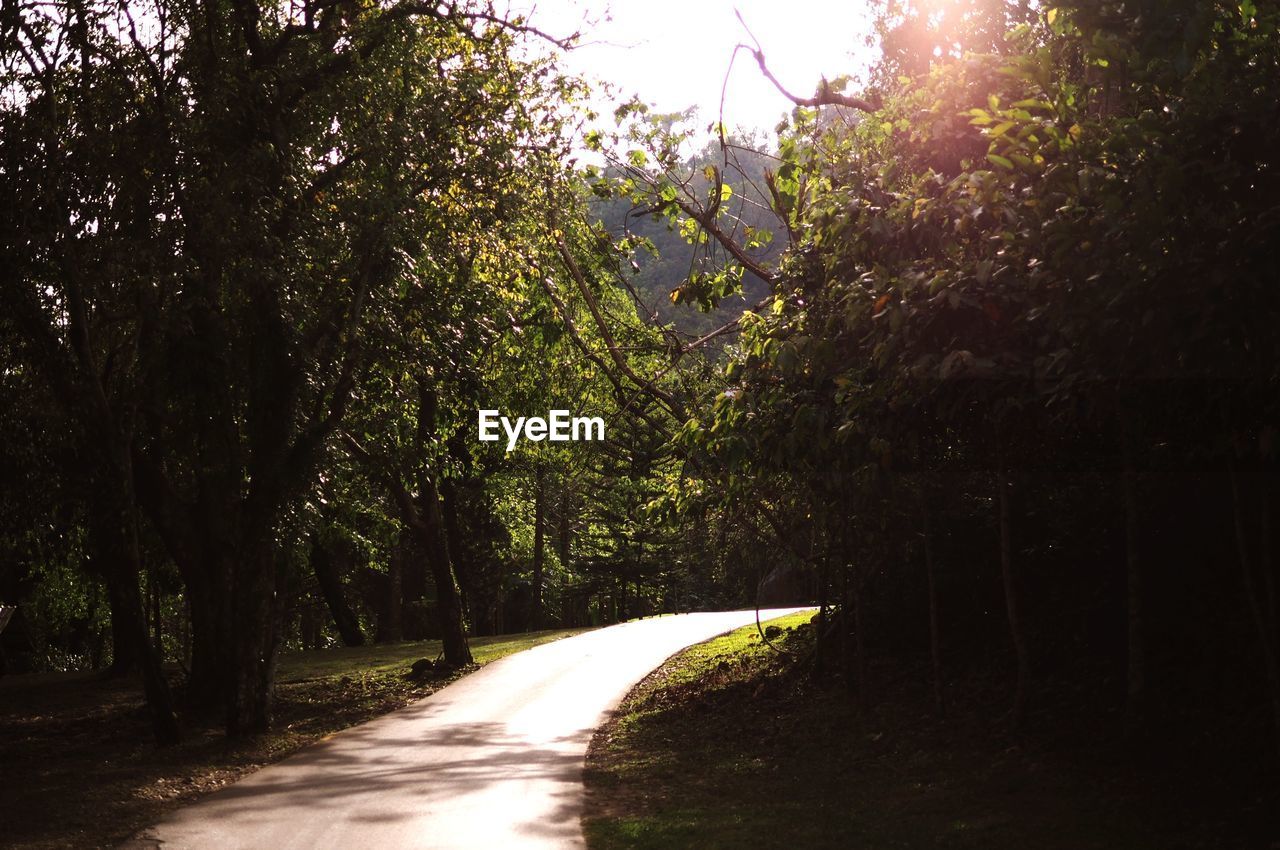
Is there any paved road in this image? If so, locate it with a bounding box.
[129,608,810,849]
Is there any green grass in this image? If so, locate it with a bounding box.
[277,628,587,681]
[582,612,1188,850]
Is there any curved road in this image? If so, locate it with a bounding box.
[130,608,809,849]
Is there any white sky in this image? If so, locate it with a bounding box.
[517,0,880,137]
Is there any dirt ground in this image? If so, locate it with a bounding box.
[0,629,586,849]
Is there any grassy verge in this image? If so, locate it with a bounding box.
[582,615,1268,850]
[0,628,588,849]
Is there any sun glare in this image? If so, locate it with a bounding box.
[521,0,878,136]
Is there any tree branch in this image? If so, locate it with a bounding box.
[734,11,877,114]
[340,431,429,535]
[552,235,685,419]
[669,195,777,283]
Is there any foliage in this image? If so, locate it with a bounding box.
[665,0,1280,761]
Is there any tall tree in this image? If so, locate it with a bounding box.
[2,0,580,733]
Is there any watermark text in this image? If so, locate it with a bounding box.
[478,409,605,452]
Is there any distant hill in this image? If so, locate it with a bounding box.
[591,140,784,341]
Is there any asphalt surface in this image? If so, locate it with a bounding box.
[129,608,810,849]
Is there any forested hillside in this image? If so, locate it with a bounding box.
[2,0,1278,843]
[590,133,779,337]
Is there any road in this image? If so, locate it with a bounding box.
[128,608,809,849]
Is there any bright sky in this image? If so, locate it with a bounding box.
[518,0,880,137]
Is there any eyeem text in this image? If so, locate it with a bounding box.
[477,409,605,452]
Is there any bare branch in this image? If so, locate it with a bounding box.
[533,269,674,438]
[552,235,685,419]
[733,10,877,113]
[670,194,776,283]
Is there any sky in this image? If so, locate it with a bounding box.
[517,0,880,137]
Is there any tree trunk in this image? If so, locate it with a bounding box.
[226,542,282,735]
[1226,447,1280,759]
[116,568,181,746]
[997,452,1030,731]
[851,564,867,706]
[89,478,181,746]
[377,535,404,643]
[558,489,572,573]
[105,573,140,676]
[171,530,279,737]
[922,492,945,716]
[310,537,365,647]
[532,466,545,631]
[439,478,472,627]
[839,559,852,694]
[1121,420,1145,735]
[1263,470,1276,652]
[815,554,829,677]
[417,478,473,667]
[150,568,163,658]
[183,568,228,707]
[87,583,106,671]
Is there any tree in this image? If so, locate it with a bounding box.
[2,0,583,733]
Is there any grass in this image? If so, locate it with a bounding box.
[276,628,583,681]
[0,627,588,849]
[582,615,1269,850]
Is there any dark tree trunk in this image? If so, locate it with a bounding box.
[184,570,227,706]
[851,564,867,706]
[226,543,283,735]
[1121,421,1145,735]
[922,492,944,717]
[532,466,545,631]
[150,569,163,657]
[118,578,180,744]
[167,530,281,737]
[377,535,405,643]
[440,477,471,624]
[997,454,1030,731]
[414,384,472,666]
[310,537,365,647]
[180,595,191,670]
[87,584,105,671]
[558,489,572,574]
[105,573,140,676]
[92,494,181,746]
[815,554,829,676]
[839,559,852,694]
[1263,471,1276,655]
[416,478,473,667]
[1227,447,1280,758]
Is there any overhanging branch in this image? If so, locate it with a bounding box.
[734,10,878,114]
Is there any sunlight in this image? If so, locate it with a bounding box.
[519,0,878,134]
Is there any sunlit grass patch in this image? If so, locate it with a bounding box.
[276,628,588,682]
